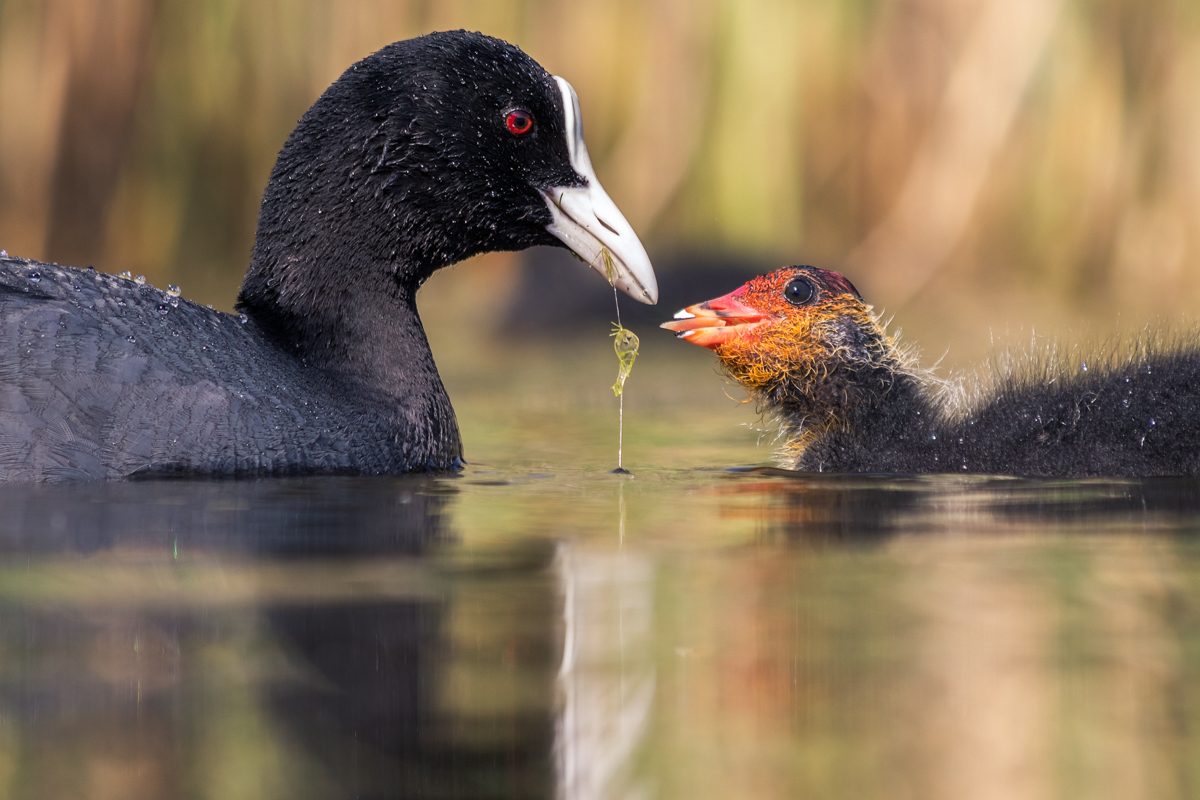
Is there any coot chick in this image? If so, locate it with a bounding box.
[663,267,1200,477]
[0,31,657,481]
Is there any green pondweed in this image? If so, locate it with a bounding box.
[600,246,618,286]
[599,245,639,473]
[611,324,639,398]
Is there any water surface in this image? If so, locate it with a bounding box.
[1,335,1199,799]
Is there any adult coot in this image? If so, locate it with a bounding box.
[0,31,657,481]
[663,267,1200,477]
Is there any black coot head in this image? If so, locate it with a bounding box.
[243,30,656,318]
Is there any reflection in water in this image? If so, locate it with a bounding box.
[556,546,655,800]
[0,477,455,555]
[728,469,1200,542]
[697,471,1200,800]
[0,471,1199,798]
[0,477,563,799]
[894,534,1054,800]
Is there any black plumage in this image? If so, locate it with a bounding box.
[0,31,656,481]
[664,266,1200,478]
[796,338,1200,477]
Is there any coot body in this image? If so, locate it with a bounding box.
[664,267,1200,478]
[0,258,447,479]
[0,31,657,481]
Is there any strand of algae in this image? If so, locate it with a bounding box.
[601,247,639,473]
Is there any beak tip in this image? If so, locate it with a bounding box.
[614,267,657,305]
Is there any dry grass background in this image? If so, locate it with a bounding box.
[2,7,1199,796]
[1,0,1199,367]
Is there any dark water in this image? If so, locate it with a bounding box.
[2,466,1200,799]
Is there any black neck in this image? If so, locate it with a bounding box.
[238,252,460,463]
[239,251,442,383]
[776,362,933,442]
[777,362,940,473]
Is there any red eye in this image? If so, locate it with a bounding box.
[505,109,534,135]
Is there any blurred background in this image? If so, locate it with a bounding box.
[4,6,1200,798]
[1,0,1199,368]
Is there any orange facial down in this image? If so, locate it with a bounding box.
[662,267,892,406]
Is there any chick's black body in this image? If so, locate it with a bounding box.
[794,344,1200,478]
[0,31,599,481]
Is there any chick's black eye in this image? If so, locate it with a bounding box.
[505,109,534,135]
[784,278,815,306]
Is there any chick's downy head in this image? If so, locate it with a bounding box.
[662,267,885,407]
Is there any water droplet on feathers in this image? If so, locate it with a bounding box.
[119,271,132,279]
[167,285,180,297]
[27,271,40,282]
